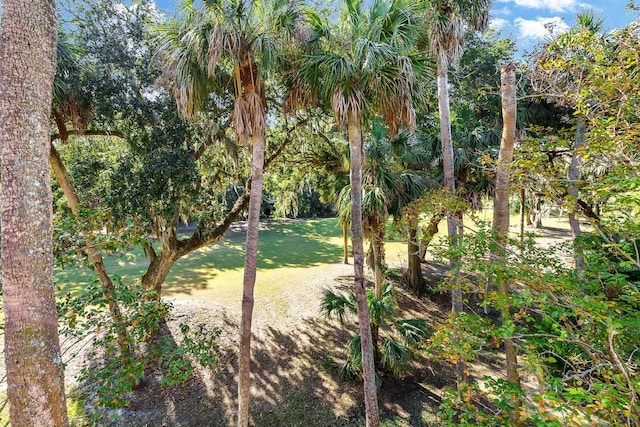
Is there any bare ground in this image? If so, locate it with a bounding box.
[1,218,576,426]
[70,262,457,426]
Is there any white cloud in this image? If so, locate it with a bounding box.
[503,0,579,13]
[514,16,569,40]
[490,18,509,31]
[495,6,513,16]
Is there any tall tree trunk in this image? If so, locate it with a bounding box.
[568,117,585,271]
[237,125,266,427]
[373,231,384,299]
[50,145,130,357]
[437,63,462,313]
[342,222,349,264]
[405,217,425,295]
[348,111,380,427]
[520,188,526,252]
[0,1,69,425]
[492,63,522,421]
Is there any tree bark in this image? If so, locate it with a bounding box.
[419,212,443,261]
[237,124,266,426]
[348,111,380,427]
[520,188,526,251]
[534,194,543,228]
[405,217,425,295]
[0,1,69,425]
[372,231,384,299]
[437,62,462,314]
[492,62,522,421]
[568,117,585,271]
[140,246,181,298]
[50,145,130,357]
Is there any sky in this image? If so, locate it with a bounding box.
[489,0,639,53]
[154,0,639,54]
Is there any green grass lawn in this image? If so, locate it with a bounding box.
[54,211,575,303]
[55,218,406,300]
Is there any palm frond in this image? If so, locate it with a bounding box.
[379,337,410,376]
[394,318,432,346]
[334,185,352,227]
[366,284,396,325]
[321,288,357,324]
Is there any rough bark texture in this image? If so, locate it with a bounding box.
[50,145,130,356]
[0,1,70,425]
[404,218,425,295]
[348,112,380,427]
[437,63,462,313]
[568,118,585,270]
[492,63,522,419]
[237,118,266,426]
[419,213,443,261]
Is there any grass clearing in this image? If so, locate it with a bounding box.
[54,218,409,302]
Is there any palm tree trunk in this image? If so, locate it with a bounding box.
[237,127,266,427]
[0,1,69,425]
[50,145,131,357]
[437,63,462,313]
[348,111,380,427]
[568,117,585,271]
[493,63,522,422]
[373,232,384,299]
[342,222,349,264]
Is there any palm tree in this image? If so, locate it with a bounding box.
[0,0,69,425]
[156,1,306,425]
[362,124,428,297]
[425,0,492,313]
[290,1,430,424]
[492,62,522,420]
[322,284,431,381]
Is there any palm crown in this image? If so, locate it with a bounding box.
[289,0,431,138]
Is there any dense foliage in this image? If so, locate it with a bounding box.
[3,0,640,425]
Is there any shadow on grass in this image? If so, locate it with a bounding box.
[79,291,449,427]
[56,219,345,297]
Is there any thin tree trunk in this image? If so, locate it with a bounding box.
[520,188,525,252]
[405,217,425,295]
[534,194,543,228]
[0,1,69,425]
[50,145,130,357]
[348,111,380,427]
[342,222,349,264]
[568,117,585,271]
[373,232,384,299]
[237,125,266,427]
[492,63,522,422]
[437,63,462,314]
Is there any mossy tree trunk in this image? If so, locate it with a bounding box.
[0,1,69,424]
